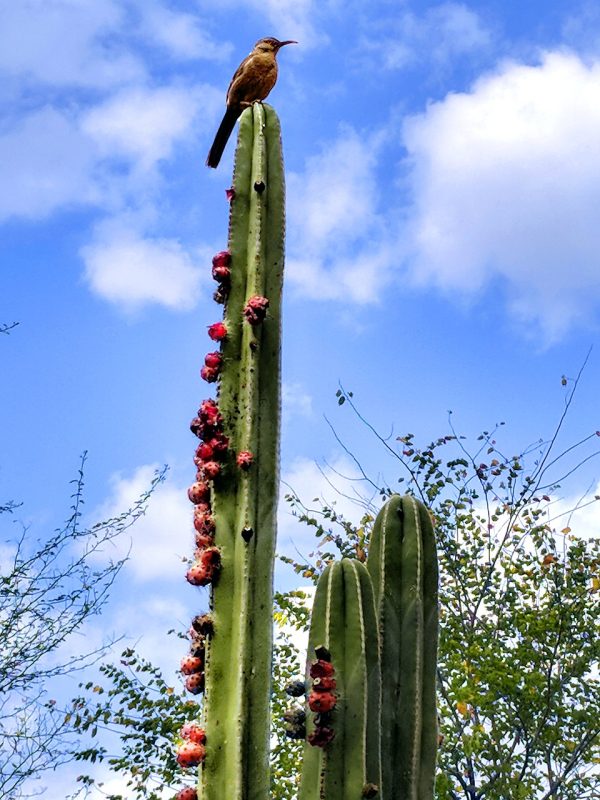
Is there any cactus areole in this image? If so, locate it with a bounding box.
[189,103,286,800]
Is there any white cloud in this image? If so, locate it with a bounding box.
[277,455,372,566]
[372,2,493,71]
[0,0,145,88]
[88,464,193,582]
[0,107,99,222]
[282,382,313,420]
[212,0,323,46]
[138,3,228,61]
[401,50,600,340]
[286,128,390,302]
[82,220,202,311]
[81,85,207,169]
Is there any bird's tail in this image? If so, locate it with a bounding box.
[206,107,241,168]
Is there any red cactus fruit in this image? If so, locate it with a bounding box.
[175,789,197,800]
[195,442,214,462]
[212,264,231,282]
[312,676,337,692]
[198,399,221,425]
[308,726,335,748]
[187,483,211,505]
[188,634,205,658]
[180,722,207,744]
[243,294,269,325]
[175,786,198,800]
[236,450,254,470]
[194,532,214,551]
[185,562,213,587]
[208,433,229,456]
[225,187,235,202]
[204,351,222,369]
[309,659,335,679]
[201,546,221,568]
[191,478,211,501]
[208,321,228,341]
[175,788,198,800]
[202,461,221,480]
[200,365,219,383]
[184,672,205,695]
[185,548,221,587]
[189,417,204,438]
[308,691,337,713]
[212,250,231,268]
[180,654,203,675]
[176,740,206,767]
[190,614,214,636]
[193,507,215,534]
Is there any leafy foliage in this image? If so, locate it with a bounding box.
[279,383,600,799]
[0,454,165,799]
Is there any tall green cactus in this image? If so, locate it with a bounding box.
[299,495,439,800]
[182,102,285,800]
[299,559,382,800]
[366,494,439,799]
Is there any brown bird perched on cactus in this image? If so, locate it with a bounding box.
[206,37,296,169]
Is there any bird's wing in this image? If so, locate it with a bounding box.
[226,54,253,106]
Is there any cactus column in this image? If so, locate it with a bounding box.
[366,495,439,800]
[299,559,382,800]
[196,103,285,800]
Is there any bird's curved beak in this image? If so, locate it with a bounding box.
[277,40,297,48]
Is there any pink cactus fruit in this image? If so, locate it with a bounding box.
[185,547,221,586]
[194,532,214,551]
[198,399,221,425]
[236,450,254,470]
[195,442,215,462]
[187,481,211,505]
[212,250,231,269]
[204,351,223,369]
[180,654,203,675]
[180,722,207,744]
[193,507,216,536]
[208,433,229,456]
[243,294,269,325]
[176,740,206,767]
[201,461,221,481]
[200,365,219,383]
[184,672,205,695]
[207,321,228,341]
[175,788,198,800]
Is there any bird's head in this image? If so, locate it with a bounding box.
[254,37,297,54]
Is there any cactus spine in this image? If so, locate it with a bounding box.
[299,559,382,800]
[188,103,285,800]
[366,495,439,799]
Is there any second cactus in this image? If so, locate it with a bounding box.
[300,495,439,800]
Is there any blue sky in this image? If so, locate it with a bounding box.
[3,0,600,795]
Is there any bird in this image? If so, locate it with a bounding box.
[206,37,296,169]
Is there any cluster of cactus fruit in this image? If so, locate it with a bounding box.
[174,103,439,800]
